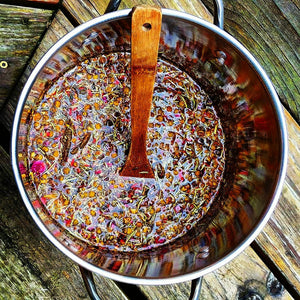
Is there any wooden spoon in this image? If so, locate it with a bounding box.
[120,6,162,178]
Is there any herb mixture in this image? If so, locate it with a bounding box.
[26,52,225,251]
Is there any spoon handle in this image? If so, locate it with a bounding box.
[120,6,162,178]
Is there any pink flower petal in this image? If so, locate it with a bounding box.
[19,162,27,174]
[31,160,46,175]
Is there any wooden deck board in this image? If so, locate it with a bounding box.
[139,248,294,299]
[0,9,74,131]
[255,111,300,294]
[62,0,213,23]
[221,0,300,123]
[0,4,54,108]
[0,144,128,299]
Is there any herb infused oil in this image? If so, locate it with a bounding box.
[25,52,226,252]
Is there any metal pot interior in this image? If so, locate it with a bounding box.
[13,9,286,284]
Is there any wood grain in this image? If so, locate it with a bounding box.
[29,9,74,66]
[255,110,300,294]
[139,248,293,299]
[0,9,74,131]
[220,0,300,123]
[0,4,53,108]
[62,0,213,24]
[0,145,128,300]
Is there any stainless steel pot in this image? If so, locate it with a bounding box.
[11,0,287,299]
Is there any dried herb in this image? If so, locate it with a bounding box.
[26,53,226,252]
[60,120,72,164]
[79,132,91,149]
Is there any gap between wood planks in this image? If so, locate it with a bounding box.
[251,240,300,299]
[60,2,80,27]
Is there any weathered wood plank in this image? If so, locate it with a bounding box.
[0,9,74,132]
[30,9,74,66]
[139,248,293,299]
[62,0,213,24]
[255,110,300,293]
[0,4,54,109]
[220,0,300,123]
[0,145,128,300]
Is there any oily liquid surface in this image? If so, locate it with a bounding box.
[27,53,225,251]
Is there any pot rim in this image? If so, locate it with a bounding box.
[11,8,288,285]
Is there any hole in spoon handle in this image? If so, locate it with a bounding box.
[142,22,152,31]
